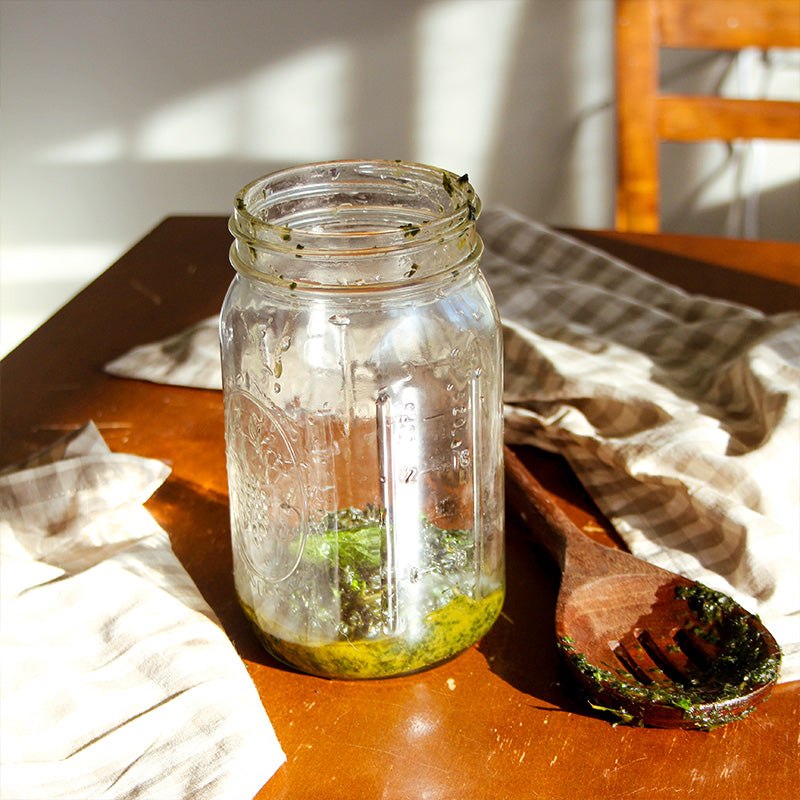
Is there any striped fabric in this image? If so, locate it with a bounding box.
[0,423,284,799]
[103,207,800,682]
[479,208,800,682]
[107,315,223,390]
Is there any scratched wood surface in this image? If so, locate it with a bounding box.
[2,218,798,799]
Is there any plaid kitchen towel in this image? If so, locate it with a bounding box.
[0,423,285,800]
[480,208,800,681]
[105,207,800,682]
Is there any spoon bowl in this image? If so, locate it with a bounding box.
[504,446,782,729]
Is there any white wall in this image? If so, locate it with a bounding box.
[1,0,798,356]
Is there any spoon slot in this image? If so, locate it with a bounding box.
[635,629,692,685]
[610,640,657,685]
[674,626,716,672]
[610,629,690,687]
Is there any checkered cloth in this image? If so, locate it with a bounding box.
[0,423,284,800]
[105,207,800,682]
[480,208,800,682]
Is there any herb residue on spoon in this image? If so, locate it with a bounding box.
[558,583,781,730]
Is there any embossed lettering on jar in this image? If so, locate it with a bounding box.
[220,160,505,678]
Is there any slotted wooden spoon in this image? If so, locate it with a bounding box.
[504,446,781,729]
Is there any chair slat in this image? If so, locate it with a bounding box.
[659,96,800,141]
[659,0,800,50]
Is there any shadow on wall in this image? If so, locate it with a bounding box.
[657,48,800,242]
[0,0,614,258]
[662,143,800,242]
[1,0,796,357]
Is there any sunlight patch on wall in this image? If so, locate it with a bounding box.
[38,42,353,166]
[689,48,800,236]
[135,42,352,163]
[0,242,122,358]
[243,42,352,161]
[567,0,613,226]
[40,128,125,164]
[136,85,239,160]
[413,0,527,192]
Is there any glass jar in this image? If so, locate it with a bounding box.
[220,160,504,678]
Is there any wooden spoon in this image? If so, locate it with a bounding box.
[504,445,782,729]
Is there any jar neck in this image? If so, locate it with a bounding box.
[228,160,482,292]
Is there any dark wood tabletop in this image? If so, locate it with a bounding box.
[2,217,798,799]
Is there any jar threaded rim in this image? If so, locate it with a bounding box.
[229,159,482,291]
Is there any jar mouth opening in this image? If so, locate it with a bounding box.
[228,160,481,290]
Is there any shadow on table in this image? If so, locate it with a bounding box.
[152,472,599,715]
[477,517,586,714]
[147,476,278,665]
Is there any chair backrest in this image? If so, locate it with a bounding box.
[614,0,800,233]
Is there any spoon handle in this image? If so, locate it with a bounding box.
[504,445,600,570]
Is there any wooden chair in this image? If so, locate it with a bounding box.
[614,0,800,233]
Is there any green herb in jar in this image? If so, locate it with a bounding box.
[239,506,503,678]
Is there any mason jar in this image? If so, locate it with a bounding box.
[220,160,504,678]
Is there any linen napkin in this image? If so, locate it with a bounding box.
[0,422,284,800]
[105,207,800,683]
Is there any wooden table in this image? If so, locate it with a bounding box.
[2,219,798,799]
